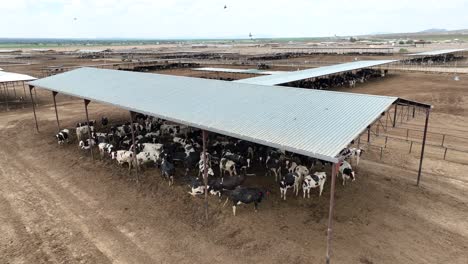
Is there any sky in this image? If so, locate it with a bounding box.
[1,0,468,39]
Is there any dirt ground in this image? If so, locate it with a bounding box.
[1,56,468,264]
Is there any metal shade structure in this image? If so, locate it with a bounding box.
[0,71,37,111]
[29,67,398,163]
[235,60,396,86]
[407,49,466,56]
[192,67,287,75]
[0,71,37,83]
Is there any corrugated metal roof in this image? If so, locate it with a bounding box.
[235,60,397,86]
[193,67,286,75]
[29,67,397,162]
[0,71,37,83]
[407,49,466,56]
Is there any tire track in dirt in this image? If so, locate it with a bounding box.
[0,147,161,264]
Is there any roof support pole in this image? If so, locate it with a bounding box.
[0,84,3,108]
[129,111,139,184]
[385,112,389,131]
[412,106,416,118]
[3,83,9,111]
[202,130,209,220]
[2,84,10,111]
[52,91,60,132]
[83,99,94,161]
[392,103,398,127]
[326,162,338,264]
[21,81,26,108]
[11,82,17,98]
[28,85,39,133]
[34,86,38,106]
[367,126,371,143]
[417,108,430,186]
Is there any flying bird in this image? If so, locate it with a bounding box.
[224,5,227,9]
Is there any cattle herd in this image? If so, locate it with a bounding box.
[401,54,464,65]
[284,69,388,90]
[55,114,362,216]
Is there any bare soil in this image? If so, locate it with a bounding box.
[1,58,468,263]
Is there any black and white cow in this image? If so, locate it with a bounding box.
[279,172,300,200]
[92,132,108,144]
[220,158,237,176]
[98,143,113,157]
[111,150,134,171]
[266,156,281,181]
[302,172,327,198]
[223,151,250,173]
[339,161,355,186]
[79,138,96,150]
[228,187,268,216]
[55,129,70,144]
[339,147,364,166]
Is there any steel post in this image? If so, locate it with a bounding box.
[202,130,209,220]
[367,126,371,143]
[417,109,430,186]
[3,83,9,111]
[29,85,39,132]
[52,91,60,132]
[325,162,338,264]
[22,81,27,108]
[129,111,139,183]
[84,99,94,161]
[393,104,398,127]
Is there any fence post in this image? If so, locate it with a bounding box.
[441,134,446,147]
[409,141,413,153]
[443,148,448,160]
[406,129,409,141]
[380,147,383,160]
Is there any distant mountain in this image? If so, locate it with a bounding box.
[418,28,448,33]
[360,28,468,40]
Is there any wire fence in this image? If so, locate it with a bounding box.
[358,128,468,165]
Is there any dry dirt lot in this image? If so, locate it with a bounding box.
[1,67,468,263]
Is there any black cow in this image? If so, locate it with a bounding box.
[101,117,109,126]
[208,173,246,197]
[228,187,269,216]
[161,154,175,186]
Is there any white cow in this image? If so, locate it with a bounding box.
[141,143,164,152]
[76,125,94,142]
[302,172,327,198]
[293,165,309,196]
[111,150,134,170]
